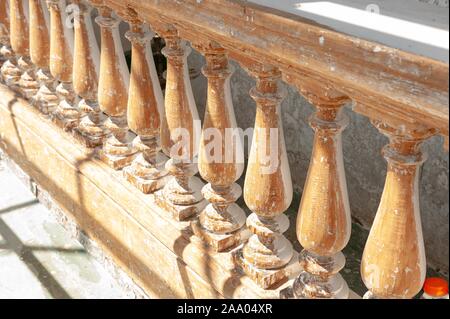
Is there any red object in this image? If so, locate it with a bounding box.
[423,277,449,297]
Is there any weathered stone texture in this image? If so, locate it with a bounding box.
[188,49,449,275]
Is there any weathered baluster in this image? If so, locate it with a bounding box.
[15,0,40,98]
[10,0,38,95]
[154,26,205,221]
[122,11,169,192]
[191,41,247,252]
[288,78,351,299]
[73,0,107,148]
[0,0,11,68]
[238,64,294,289]
[48,0,79,129]
[93,2,136,169]
[361,122,436,299]
[29,0,58,113]
[1,0,21,89]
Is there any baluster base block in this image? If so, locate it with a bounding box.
[123,152,170,194]
[40,103,59,118]
[52,113,80,132]
[73,126,107,149]
[233,248,302,289]
[290,271,349,299]
[98,149,138,171]
[20,87,39,102]
[280,281,357,299]
[35,78,58,115]
[98,119,139,170]
[18,71,39,101]
[3,81,21,93]
[72,115,109,148]
[281,250,350,299]
[191,219,252,252]
[36,89,59,117]
[154,176,207,221]
[1,59,21,92]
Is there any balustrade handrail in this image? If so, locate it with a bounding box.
[105,0,449,144]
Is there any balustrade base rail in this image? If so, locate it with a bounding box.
[1,84,364,298]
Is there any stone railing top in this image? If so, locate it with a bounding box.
[99,0,448,141]
[249,0,449,63]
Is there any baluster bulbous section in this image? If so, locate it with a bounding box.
[9,0,38,96]
[72,0,107,148]
[154,26,205,221]
[94,3,136,169]
[47,0,78,128]
[123,11,169,192]
[29,0,57,113]
[361,122,436,299]
[18,2,39,99]
[191,42,247,252]
[0,0,18,88]
[287,79,352,299]
[238,65,295,289]
[0,0,11,69]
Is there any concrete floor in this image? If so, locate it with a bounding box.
[0,161,131,299]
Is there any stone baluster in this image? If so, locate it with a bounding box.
[10,0,38,95]
[190,41,247,252]
[122,10,169,192]
[238,64,295,289]
[73,0,107,148]
[154,26,205,221]
[1,14,17,90]
[0,0,8,43]
[93,2,136,169]
[0,0,11,68]
[29,0,58,113]
[287,77,352,299]
[16,0,41,98]
[0,0,17,88]
[48,0,79,129]
[361,121,436,299]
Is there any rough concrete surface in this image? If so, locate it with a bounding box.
[0,159,134,299]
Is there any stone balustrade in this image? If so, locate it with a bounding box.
[0,0,448,299]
